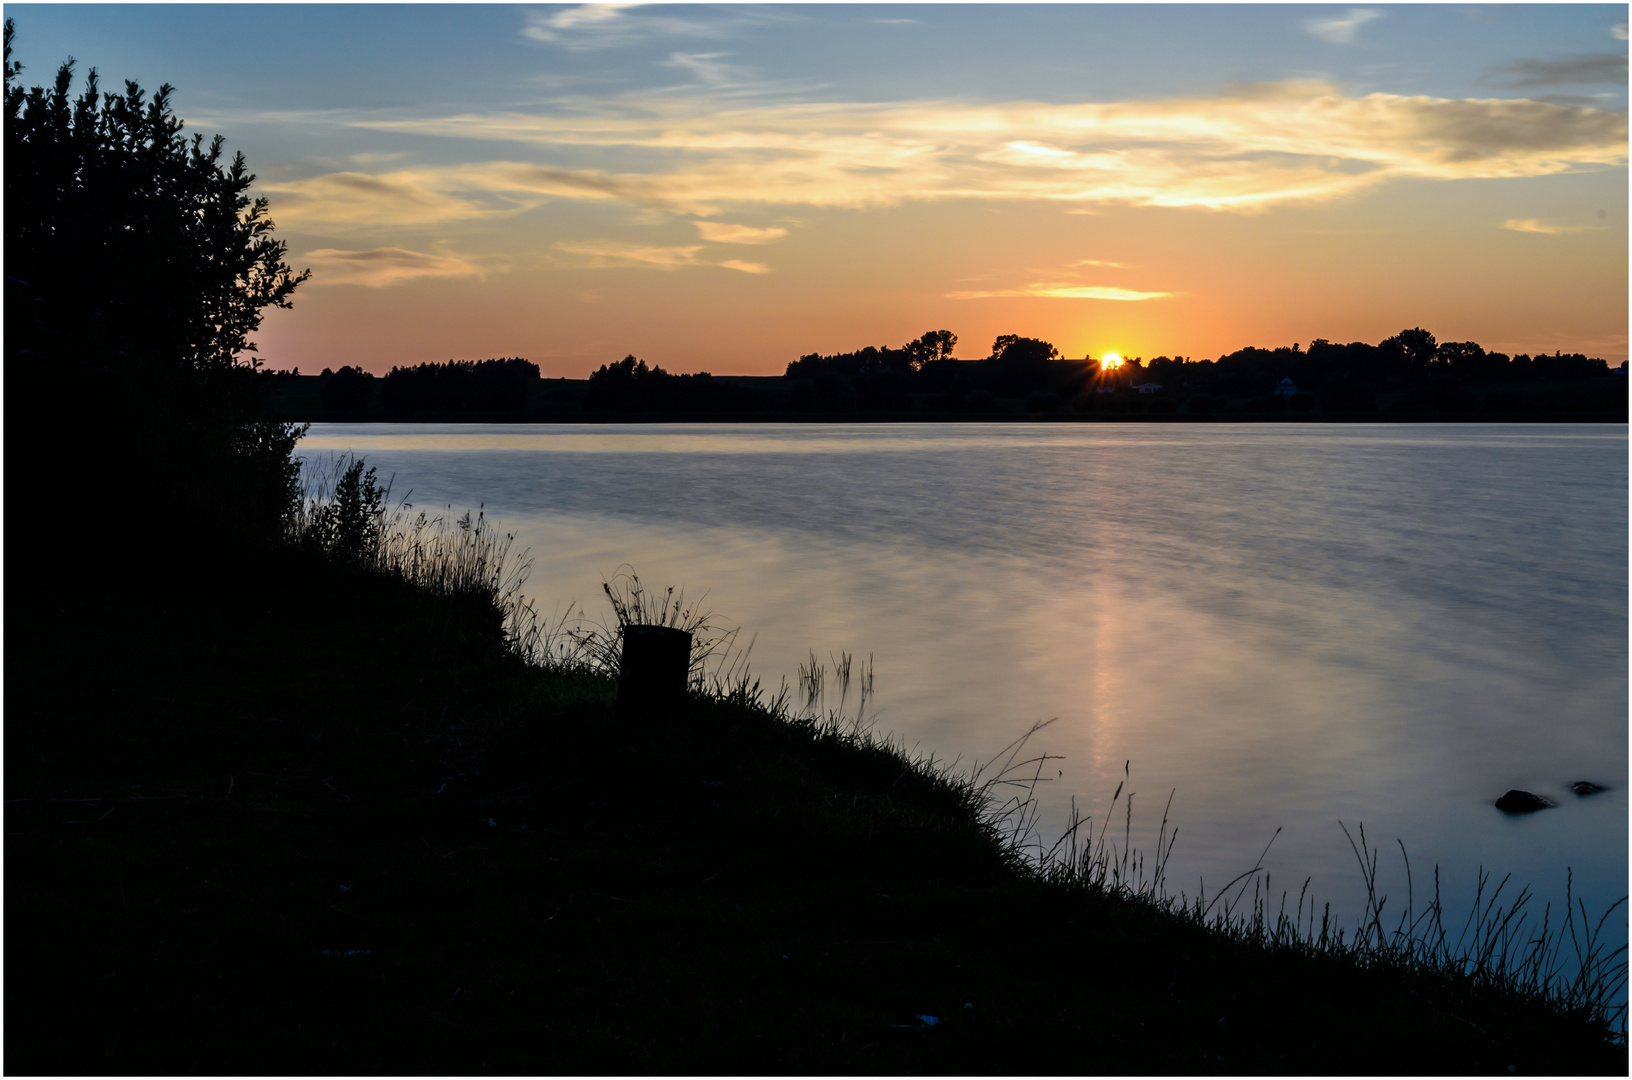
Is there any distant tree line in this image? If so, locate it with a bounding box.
[1123,329,1619,415]
[280,326,1624,422]
[315,357,541,415]
[584,355,757,413]
[1154,328,1614,398]
[769,325,1622,418]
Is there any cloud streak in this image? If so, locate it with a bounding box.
[302,247,481,287]
[258,169,546,228]
[554,240,771,273]
[694,221,789,244]
[1501,218,1602,234]
[555,240,704,268]
[521,5,659,49]
[520,5,789,51]
[266,82,1626,229]
[662,51,756,86]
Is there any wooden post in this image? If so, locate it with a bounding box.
[616,624,693,719]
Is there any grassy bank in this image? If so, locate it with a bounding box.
[6,501,1626,1073]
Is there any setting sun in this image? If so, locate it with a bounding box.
[1101,353,1125,370]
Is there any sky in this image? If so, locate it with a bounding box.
[8,3,1628,375]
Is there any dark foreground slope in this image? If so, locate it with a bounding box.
[6,561,1625,1075]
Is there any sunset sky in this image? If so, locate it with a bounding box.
[11,4,1628,375]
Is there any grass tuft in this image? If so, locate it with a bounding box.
[1020,760,1629,1041]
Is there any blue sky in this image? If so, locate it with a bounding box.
[15,5,1627,111]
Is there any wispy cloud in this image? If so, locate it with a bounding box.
[302,247,481,287]
[521,5,647,48]
[946,283,1172,301]
[694,221,788,244]
[1501,218,1602,234]
[1489,54,1629,87]
[555,240,704,268]
[520,5,788,51]
[553,240,769,273]
[347,151,405,166]
[662,52,755,86]
[1612,22,1629,40]
[264,81,1626,229]
[258,169,543,228]
[1071,258,1125,269]
[1304,9,1381,45]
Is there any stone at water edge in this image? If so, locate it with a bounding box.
[1494,789,1553,813]
[1570,780,1607,796]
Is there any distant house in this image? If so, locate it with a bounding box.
[1135,382,1162,394]
[1273,377,1298,397]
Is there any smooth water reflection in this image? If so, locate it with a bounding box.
[300,423,1628,932]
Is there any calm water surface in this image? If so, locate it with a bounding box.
[301,423,1628,931]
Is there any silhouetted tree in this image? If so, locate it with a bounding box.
[781,330,959,412]
[583,354,742,413]
[1380,327,1437,373]
[904,329,958,370]
[982,334,1064,395]
[381,357,539,415]
[319,365,375,411]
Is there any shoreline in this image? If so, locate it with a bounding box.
[8,545,1625,1073]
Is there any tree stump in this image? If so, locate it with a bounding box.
[616,624,693,720]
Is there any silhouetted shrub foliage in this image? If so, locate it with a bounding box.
[4,19,309,575]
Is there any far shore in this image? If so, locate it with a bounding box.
[273,370,1629,425]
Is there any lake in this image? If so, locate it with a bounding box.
[298,422,1628,936]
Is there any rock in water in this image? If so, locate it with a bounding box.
[1570,780,1607,796]
[1495,789,1553,813]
